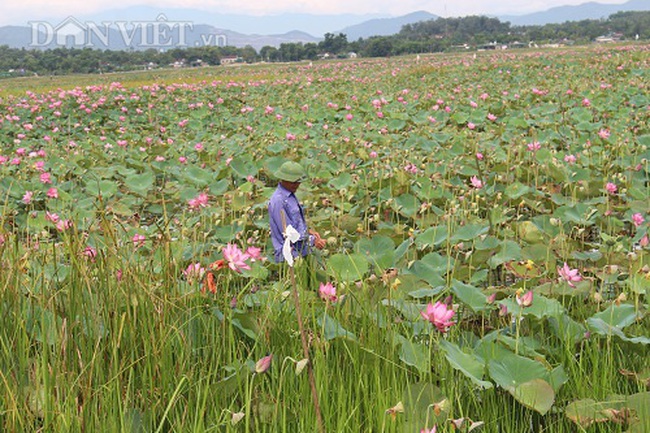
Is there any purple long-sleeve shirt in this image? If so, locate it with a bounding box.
[268,183,312,262]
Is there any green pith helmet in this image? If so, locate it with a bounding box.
[275,161,308,182]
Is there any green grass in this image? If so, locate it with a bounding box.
[1,232,647,431]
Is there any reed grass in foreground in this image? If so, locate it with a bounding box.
[0,230,648,432]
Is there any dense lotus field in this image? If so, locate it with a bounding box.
[0,45,649,432]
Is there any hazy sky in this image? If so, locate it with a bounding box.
[1,0,632,25]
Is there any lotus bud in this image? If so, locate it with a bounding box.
[231,412,245,425]
[386,401,404,419]
[450,418,466,429]
[255,354,272,374]
[295,358,309,375]
[432,398,450,416]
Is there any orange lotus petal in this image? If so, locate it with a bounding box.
[210,259,226,270]
[202,272,217,294]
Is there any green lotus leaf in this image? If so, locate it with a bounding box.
[394,334,429,373]
[415,225,449,249]
[354,235,395,269]
[327,253,369,282]
[393,193,421,218]
[124,171,155,196]
[184,166,213,187]
[450,223,490,242]
[487,240,523,268]
[451,280,491,313]
[317,312,356,341]
[512,379,555,415]
[439,340,493,389]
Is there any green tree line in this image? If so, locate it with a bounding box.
[1,11,648,77]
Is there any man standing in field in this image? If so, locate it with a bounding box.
[268,161,325,263]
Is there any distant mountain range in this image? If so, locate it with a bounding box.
[69,6,385,38]
[0,0,648,50]
[0,22,320,51]
[338,11,438,41]
[500,0,649,25]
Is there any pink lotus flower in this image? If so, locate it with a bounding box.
[83,246,97,261]
[223,243,251,273]
[245,246,263,262]
[632,213,645,227]
[188,192,209,210]
[467,122,476,130]
[318,282,338,303]
[516,290,534,308]
[420,301,455,332]
[605,182,617,194]
[132,233,146,248]
[598,129,610,140]
[56,219,72,232]
[421,427,437,433]
[558,262,582,287]
[404,163,419,174]
[470,176,483,189]
[45,211,60,223]
[40,172,52,184]
[183,262,205,284]
[47,188,58,199]
[564,154,577,164]
[22,191,34,204]
[476,152,484,160]
[527,141,541,152]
